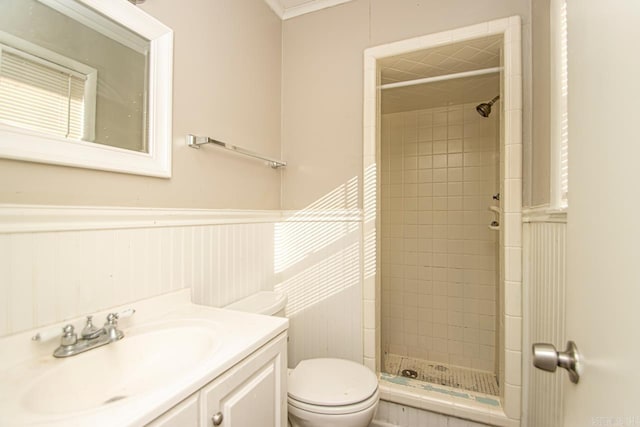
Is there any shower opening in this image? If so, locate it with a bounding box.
[378,34,504,400]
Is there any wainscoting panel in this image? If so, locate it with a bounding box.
[275,218,363,367]
[0,205,364,374]
[189,223,276,308]
[523,217,566,427]
[0,219,277,337]
[372,400,492,427]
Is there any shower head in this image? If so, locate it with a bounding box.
[476,95,500,117]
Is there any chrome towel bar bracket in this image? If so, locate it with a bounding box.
[187,134,287,169]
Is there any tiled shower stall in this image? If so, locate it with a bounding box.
[380,101,501,392]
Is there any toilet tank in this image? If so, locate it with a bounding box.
[224,291,287,317]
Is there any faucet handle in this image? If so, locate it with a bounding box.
[32,326,64,342]
[104,313,124,341]
[118,308,136,319]
[105,312,119,326]
[104,309,136,326]
[61,324,77,346]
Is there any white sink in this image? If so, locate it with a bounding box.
[0,291,288,427]
[20,319,219,415]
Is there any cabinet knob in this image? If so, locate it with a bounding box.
[212,412,224,426]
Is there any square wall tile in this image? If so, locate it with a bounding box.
[505,247,522,282]
[505,281,522,316]
[380,103,500,369]
[505,315,522,351]
[505,349,522,386]
[504,383,522,420]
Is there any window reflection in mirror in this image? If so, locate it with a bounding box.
[0,0,150,153]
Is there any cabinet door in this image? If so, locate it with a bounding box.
[146,393,199,427]
[202,333,287,427]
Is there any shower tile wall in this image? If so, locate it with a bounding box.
[380,102,499,373]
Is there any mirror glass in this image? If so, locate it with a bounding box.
[0,0,149,152]
[0,0,172,177]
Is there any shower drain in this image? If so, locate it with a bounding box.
[401,369,418,379]
[385,353,500,395]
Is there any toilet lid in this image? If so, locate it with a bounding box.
[287,358,378,407]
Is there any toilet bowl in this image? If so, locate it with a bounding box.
[224,292,379,427]
[287,358,379,427]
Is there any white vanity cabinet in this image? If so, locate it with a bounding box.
[147,394,199,427]
[202,332,287,427]
[147,332,287,427]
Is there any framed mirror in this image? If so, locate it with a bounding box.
[0,0,173,177]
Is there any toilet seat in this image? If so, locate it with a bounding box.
[287,358,378,415]
[288,388,379,416]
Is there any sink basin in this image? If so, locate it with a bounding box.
[20,320,219,415]
[0,291,289,427]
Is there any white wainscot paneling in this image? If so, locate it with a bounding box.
[0,209,278,337]
[523,219,566,427]
[0,203,364,366]
[372,400,493,427]
[275,217,363,367]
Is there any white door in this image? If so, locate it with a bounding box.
[564,1,640,425]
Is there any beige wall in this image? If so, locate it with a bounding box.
[530,0,551,207]
[0,0,538,210]
[281,0,531,210]
[0,0,282,209]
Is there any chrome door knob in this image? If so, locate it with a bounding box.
[212,412,223,426]
[532,340,581,384]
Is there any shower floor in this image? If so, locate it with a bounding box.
[383,353,499,396]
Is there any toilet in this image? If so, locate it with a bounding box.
[224,291,379,427]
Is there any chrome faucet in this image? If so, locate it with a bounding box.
[52,311,132,358]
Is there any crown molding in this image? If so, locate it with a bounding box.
[264,0,353,20]
[263,0,285,19]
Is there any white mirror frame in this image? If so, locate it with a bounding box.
[0,0,173,178]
